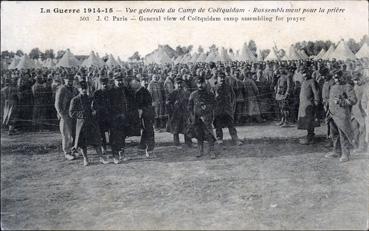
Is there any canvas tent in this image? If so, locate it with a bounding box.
[144,46,173,64]
[196,52,208,62]
[16,54,36,69]
[264,50,280,61]
[95,53,105,66]
[56,49,81,67]
[321,44,335,60]
[8,57,21,69]
[189,53,200,63]
[326,40,356,60]
[81,51,104,67]
[313,48,326,60]
[219,48,232,62]
[239,43,257,62]
[298,50,309,60]
[105,54,120,68]
[256,49,264,62]
[356,43,369,58]
[205,50,220,63]
[288,45,302,60]
[43,58,56,68]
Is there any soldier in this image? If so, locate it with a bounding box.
[351,72,368,153]
[109,73,129,164]
[55,73,79,160]
[92,77,111,155]
[322,69,335,146]
[297,66,320,145]
[275,67,291,127]
[166,77,192,147]
[32,73,48,131]
[213,71,242,145]
[1,77,19,135]
[187,76,216,158]
[69,78,109,166]
[148,74,166,131]
[132,77,155,156]
[325,71,357,162]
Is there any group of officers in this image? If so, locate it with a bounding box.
[2,58,368,165]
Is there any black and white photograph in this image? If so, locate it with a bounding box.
[1,0,368,229]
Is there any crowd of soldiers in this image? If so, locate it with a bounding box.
[1,57,368,165]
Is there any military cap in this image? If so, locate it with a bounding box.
[113,72,123,80]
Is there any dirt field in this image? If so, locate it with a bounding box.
[1,123,368,230]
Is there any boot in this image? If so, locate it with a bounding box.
[339,153,349,162]
[83,157,89,166]
[99,157,109,164]
[325,152,339,158]
[196,142,204,158]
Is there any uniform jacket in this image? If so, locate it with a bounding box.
[351,82,368,127]
[166,88,191,134]
[92,88,112,131]
[297,78,320,130]
[328,83,357,144]
[275,74,291,101]
[55,85,78,117]
[69,94,101,148]
[213,82,235,118]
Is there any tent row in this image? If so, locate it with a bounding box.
[3,40,369,69]
[6,49,128,70]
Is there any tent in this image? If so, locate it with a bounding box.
[34,59,43,69]
[239,43,257,62]
[81,51,104,67]
[105,54,120,68]
[117,56,125,66]
[173,55,183,64]
[43,58,56,68]
[196,52,207,62]
[281,54,289,61]
[356,43,369,59]
[205,51,220,63]
[8,57,21,69]
[181,53,193,64]
[321,44,335,60]
[313,48,326,60]
[264,49,280,61]
[95,53,105,66]
[327,39,356,60]
[56,49,81,67]
[288,45,302,60]
[219,48,232,62]
[16,54,36,69]
[144,46,173,64]
[298,50,309,60]
[256,49,264,62]
[189,53,200,63]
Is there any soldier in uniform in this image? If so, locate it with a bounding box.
[351,72,368,153]
[148,74,166,131]
[1,77,19,135]
[166,77,192,147]
[109,73,130,164]
[325,71,357,162]
[187,76,216,158]
[69,78,109,166]
[92,77,111,155]
[275,67,291,127]
[132,77,155,156]
[213,71,242,145]
[297,66,320,145]
[55,73,79,160]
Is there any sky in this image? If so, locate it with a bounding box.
[1,1,368,60]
